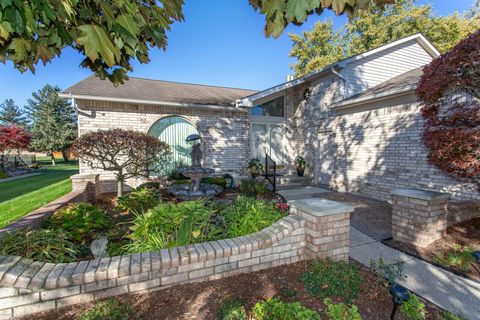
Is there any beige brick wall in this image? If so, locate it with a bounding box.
[0,198,353,318]
[76,100,250,193]
[286,75,480,202]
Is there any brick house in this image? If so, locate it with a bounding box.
[60,33,479,201]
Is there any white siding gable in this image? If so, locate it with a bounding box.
[341,39,434,97]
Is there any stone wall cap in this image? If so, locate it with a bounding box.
[288,198,354,216]
[391,188,451,201]
[71,174,99,179]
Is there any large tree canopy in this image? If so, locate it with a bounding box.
[0,0,184,84]
[289,0,480,77]
[0,98,26,127]
[417,31,480,189]
[25,85,77,165]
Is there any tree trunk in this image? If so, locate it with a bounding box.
[50,152,56,166]
[117,180,123,197]
[61,150,69,162]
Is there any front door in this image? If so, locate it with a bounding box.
[250,123,285,167]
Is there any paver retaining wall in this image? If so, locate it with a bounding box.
[0,198,353,318]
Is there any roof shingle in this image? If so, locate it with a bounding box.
[63,76,258,106]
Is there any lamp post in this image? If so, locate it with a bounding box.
[389,284,410,320]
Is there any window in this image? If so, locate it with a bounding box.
[250,96,284,117]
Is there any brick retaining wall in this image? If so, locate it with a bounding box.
[0,198,353,318]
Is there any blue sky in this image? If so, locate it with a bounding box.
[0,0,476,107]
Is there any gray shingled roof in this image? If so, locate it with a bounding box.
[338,67,423,105]
[63,76,258,106]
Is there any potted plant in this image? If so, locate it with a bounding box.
[247,158,263,179]
[295,156,308,177]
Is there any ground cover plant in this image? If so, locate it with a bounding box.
[0,159,78,228]
[19,261,454,320]
[432,244,475,274]
[77,299,135,320]
[301,259,362,303]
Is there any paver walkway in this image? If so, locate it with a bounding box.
[281,186,480,320]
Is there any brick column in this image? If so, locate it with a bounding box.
[391,189,450,248]
[288,198,353,261]
[71,174,100,202]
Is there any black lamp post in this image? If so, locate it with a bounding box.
[389,284,410,320]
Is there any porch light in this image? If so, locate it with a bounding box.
[389,284,409,320]
[185,133,201,143]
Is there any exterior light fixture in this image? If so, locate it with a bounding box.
[389,284,410,320]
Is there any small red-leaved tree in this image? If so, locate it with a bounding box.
[73,129,171,196]
[0,125,31,168]
[417,31,480,188]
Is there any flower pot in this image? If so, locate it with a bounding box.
[250,168,261,179]
[296,168,305,177]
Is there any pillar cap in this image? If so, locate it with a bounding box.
[71,173,99,180]
[392,188,450,201]
[288,198,354,217]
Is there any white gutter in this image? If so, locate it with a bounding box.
[331,85,417,110]
[58,93,247,113]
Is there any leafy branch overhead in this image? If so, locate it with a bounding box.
[0,0,184,85]
[249,0,394,38]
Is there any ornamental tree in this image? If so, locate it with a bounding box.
[73,129,171,197]
[0,99,26,127]
[0,125,31,168]
[417,31,480,189]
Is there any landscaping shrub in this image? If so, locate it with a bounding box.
[218,298,248,320]
[78,299,135,320]
[136,181,161,190]
[239,180,269,197]
[324,298,362,320]
[432,244,475,273]
[1,229,78,263]
[173,177,227,190]
[400,294,426,320]
[123,200,216,253]
[301,259,361,303]
[117,187,162,214]
[442,311,465,320]
[0,170,8,179]
[252,298,321,320]
[45,203,109,243]
[221,196,285,238]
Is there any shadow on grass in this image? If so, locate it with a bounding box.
[0,161,79,203]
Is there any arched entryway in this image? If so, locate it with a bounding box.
[148,116,198,169]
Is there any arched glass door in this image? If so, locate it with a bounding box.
[148,116,198,170]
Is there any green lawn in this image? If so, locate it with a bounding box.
[0,159,79,228]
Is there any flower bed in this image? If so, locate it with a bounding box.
[0,192,353,318]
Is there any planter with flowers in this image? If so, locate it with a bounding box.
[295,156,308,177]
[247,158,263,179]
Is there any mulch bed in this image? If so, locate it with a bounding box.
[21,260,446,320]
[384,218,480,281]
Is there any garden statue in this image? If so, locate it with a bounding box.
[191,142,202,168]
[167,134,223,200]
[90,237,109,258]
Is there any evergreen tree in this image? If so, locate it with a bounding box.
[25,85,77,165]
[0,99,26,127]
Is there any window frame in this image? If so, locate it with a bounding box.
[249,92,286,122]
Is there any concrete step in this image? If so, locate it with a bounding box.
[277,175,313,186]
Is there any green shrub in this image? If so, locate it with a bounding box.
[136,181,161,190]
[442,311,465,320]
[173,177,227,190]
[0,170,8,179]
[301,259,361,303]
[218,298,248,320]
[221,196,285,238]
[254,182,269,195]
[400,294,426,320]
[78,299,135,320]
[324,298,362,320]
[1,229,79,263]
[239,180,257,197]
[252,298,321,320]
[46,203,109,243]
[433,244,475,273]
[123,200,216,253]
[117,187,162,214]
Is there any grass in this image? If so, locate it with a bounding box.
[0,158,78,228]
